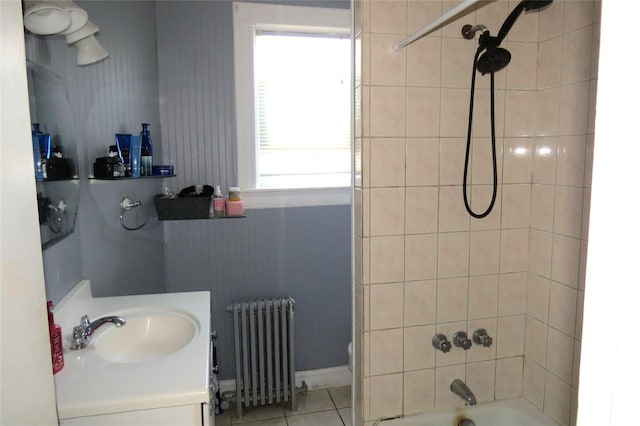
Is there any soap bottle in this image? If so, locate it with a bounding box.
[109,145,126,178]
[213,185,225,217]
[39,132,52,180]
[40,133,51,180]
[140,123,153,176]
[47,301,64,374]
[32,124,43,181]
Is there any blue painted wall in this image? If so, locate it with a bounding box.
[28,1,166,302]
[33,0,351,380]
[165,206,351,376]
[156,0,351,379]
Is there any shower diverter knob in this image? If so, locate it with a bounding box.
[432,334,452,353]
[453,331,473,350]
[472,328,493,348]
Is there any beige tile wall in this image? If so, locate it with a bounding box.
[524,1,599,425]
[353,1,600,425]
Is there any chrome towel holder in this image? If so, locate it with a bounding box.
[120,197,149,231]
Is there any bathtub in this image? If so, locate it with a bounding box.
[378,398,559,426]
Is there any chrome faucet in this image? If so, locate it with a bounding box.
[450,379,476,406]
[71,314,126,350]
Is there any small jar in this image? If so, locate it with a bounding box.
[226,186,244,216]
[228,187,241,201]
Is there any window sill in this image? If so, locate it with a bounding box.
[242,187,351,209]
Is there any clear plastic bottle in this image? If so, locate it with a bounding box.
[213,185,225,217]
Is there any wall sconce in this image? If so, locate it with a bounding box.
[65,21,109,66]
[23,1,74,35]
[23,0,108,66]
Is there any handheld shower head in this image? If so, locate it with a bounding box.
[474,30,511,74]
[477,47,511,75]
[496,0,553,45]
[522,0,553,11]
[463,0,553,219]
[473,0,552,75]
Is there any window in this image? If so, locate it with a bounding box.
[233,2,351,208]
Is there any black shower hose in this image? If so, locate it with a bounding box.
[463,46,499,219]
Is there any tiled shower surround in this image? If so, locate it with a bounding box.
[352,1,600,425]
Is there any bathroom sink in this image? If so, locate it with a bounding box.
[53,281,211,420]
[93,309,199,363]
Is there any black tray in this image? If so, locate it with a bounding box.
[153,194,210,220]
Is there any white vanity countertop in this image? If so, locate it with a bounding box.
[53,280,211,420]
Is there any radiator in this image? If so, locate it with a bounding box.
[226,297,297,418]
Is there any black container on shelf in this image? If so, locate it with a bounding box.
[153,195,211,220]
[94,156,126,178]
[45,157,73,179]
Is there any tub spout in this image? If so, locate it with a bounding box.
[450,379,476,406]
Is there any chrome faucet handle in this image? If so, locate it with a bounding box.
[80,314,90,328]
[71,325,87,350]
[472,328,493,347]
[432,334,452,353]
[453,331,472,350]
[70,315,91,350]
[70,314,126,351]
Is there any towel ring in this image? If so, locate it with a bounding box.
[47,202,68,233]
[120,197,149,231]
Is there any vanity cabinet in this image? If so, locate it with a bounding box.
[59,403,212,426]
[53,281,213,426]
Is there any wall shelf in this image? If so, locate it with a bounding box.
[89,175,175,180]
[158,215,246,222]
[153,195,245,221]
[37,177,80,183]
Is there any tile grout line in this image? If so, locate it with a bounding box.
[327,387,347,426]
[226,387,352,425]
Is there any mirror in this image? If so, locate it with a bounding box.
[26,60,80,248]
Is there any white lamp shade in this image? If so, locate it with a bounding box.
[24,2,108,67]
[65,20,99,44]
[23,2,72,35]
[59,1,88,35]
[71,35,109,66]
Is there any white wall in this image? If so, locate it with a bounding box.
[578,1,640,424]
[0,1,58,424]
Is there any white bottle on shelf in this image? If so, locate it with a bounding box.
[213,185,225,217]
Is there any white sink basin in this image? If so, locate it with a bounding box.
[93,310,199,363]
[53,281,211,420]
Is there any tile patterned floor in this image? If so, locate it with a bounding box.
[215,386,352,426]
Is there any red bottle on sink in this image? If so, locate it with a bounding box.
[47,301,64,374]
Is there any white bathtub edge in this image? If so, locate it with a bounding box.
[377,398,560,426]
